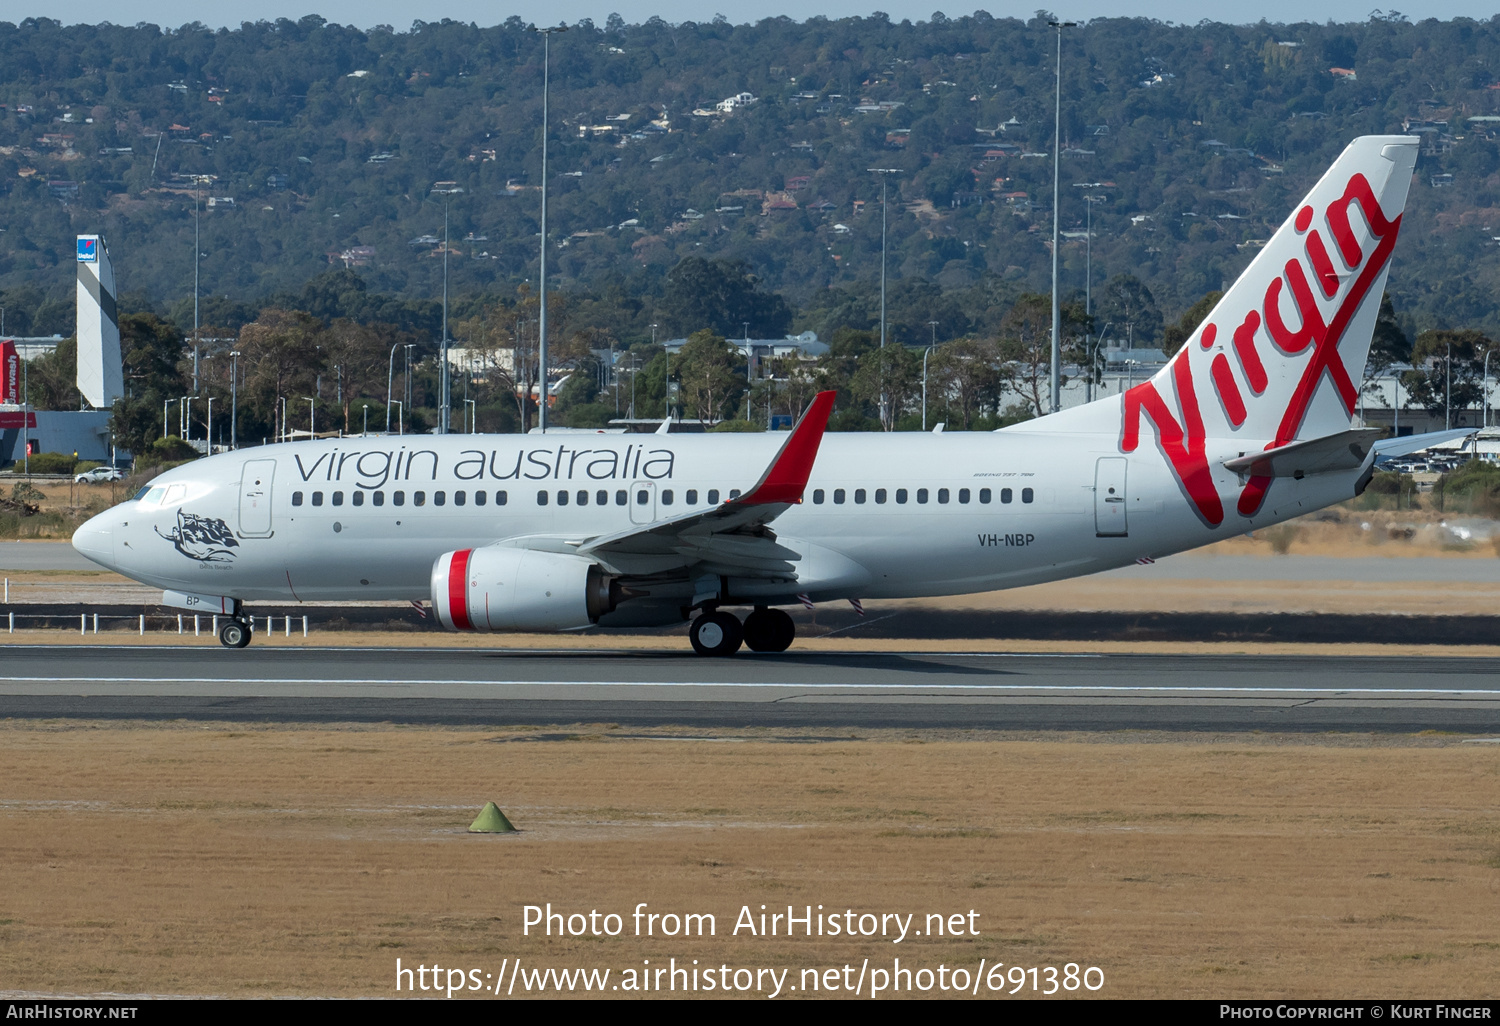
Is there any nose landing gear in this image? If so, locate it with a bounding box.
[218,618,253,649]
[689,606,796,656]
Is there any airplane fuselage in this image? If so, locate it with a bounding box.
[74,409,1362,625]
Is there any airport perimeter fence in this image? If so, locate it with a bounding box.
[5,610,315,638]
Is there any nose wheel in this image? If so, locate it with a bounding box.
[218,618,253,649]
[689,611,744,656]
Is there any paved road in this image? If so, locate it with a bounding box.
[0,542,98,571]
[1,645,1497,732]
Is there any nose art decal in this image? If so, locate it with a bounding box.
[156,509,241,563]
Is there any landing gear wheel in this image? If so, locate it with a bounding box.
[689,610,744,657]
[219,619,253,649]
[743,607,796,653]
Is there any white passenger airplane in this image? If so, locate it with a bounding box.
[73,135,1453,655]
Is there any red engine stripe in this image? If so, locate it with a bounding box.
[448,549,473,630]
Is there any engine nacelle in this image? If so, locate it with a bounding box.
[431,546,617,632]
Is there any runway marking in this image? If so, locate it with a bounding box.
[0,676,1498,697]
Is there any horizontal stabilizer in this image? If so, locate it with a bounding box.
[1373,428,1477,459]
[1222,428,1382,479]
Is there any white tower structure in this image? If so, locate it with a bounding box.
[76,235,123,409]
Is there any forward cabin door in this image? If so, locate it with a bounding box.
[1094,457,1128,537]
[239,459,276,537]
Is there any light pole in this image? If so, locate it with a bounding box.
[868,167,901,430]
[229,350,240,450]
[1446,340,1452,431]
[1049,19,1077,415]
[303,397,316,439]
[182,395,199,443]
[391,400,403,436]
[193,176,201,396]
[278,396,286,443]
[433,193,451,433]
[1484,349,1494,428]
[206,397,214,452]
[922,344,937,431]
[532,24,569,434]
[163,397,171,440]
[464,398,476,433]
[362,403,369,436]
[386,341,401,433]
[403,343,415,424]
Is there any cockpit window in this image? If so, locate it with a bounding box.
[142,487,166,505]
[163,484,187,505]
[135,486,156,502]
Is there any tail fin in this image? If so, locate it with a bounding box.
[1115,135,1417,524]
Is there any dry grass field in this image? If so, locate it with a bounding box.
[1,723,1497,999]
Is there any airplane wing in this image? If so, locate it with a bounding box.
[575,391,836,578]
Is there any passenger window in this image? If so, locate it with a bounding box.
[855,489,866,504]
[1022,487,1034,504]
[454,491,466,507]
[937,488,949,504]
[496,491,508,505]
[556,490,568,506]
[813,489,825,504]
[434,491,445,506]
[537,490,548,506]
[414,491,426,507]
[577,490,588,506]
[393,491,406,506]
[896,488,908,504]
[875,488,887,504]
[1001,488,1013,504]
[596,490,608,506]
[164,484,186,504]
[834,488,845,504]
[352,491,365,507]
[959,488,970,504]
[662,489,673,505]
[332,491,344,506]
[474,490,487,506]
[686,489,698,504]
[373,491,385,507]
[708,489,720,503]
[917,488,929,504]
[312,491,324,507]
[291,491,303,507]
[615,490,626,505]
[636,489,649,505]
[729,489,741,499]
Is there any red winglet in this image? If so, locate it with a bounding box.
[733,390,837,506]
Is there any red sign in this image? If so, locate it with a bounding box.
[0,341,16,405]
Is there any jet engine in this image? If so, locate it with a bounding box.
[431,546,619,632]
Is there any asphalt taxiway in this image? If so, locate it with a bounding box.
[1,645,1498,732]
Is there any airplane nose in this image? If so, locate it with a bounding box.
[72,513,115,569]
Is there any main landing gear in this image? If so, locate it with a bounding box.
[218,618,253,649]
[689,606,796,657]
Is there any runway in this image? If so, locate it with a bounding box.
[2,645,1498,732]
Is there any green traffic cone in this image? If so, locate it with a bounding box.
[468,801,516,833]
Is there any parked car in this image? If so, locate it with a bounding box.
[74,466,124,483]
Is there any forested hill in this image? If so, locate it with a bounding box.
[4,12,1500,345]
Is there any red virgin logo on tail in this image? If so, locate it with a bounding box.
[1121,173,1402,526]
